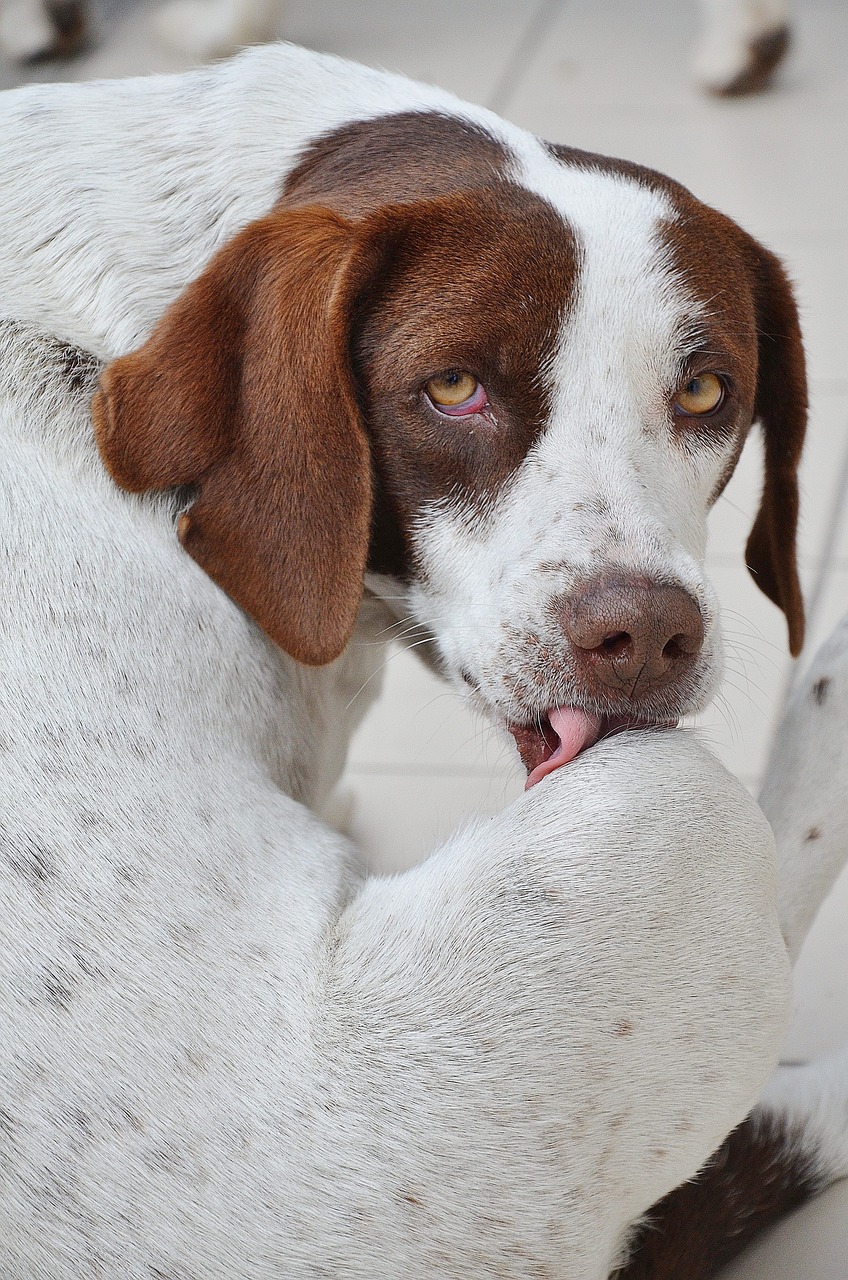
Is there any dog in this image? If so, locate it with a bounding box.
[0,0,792,99]
[1,40,845,1279]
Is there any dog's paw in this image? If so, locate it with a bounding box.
[693,0,791,97]
[0,0,87,62]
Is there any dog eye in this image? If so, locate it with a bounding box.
[425,372,488,416]
[675,373,725,416]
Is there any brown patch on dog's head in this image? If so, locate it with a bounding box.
[92,184,578,660]
[351,186,578,579]
[283,111,510,219]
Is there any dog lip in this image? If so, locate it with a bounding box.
[508,707,678,789]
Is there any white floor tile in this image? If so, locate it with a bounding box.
[345,768,523,875]
[284,0,532,106]
[708,391,848,566]
[719,1181,848,1280]
[800,566,848,676]
[500,2,848,239]
[688,561,794,783]
[346,644,515,773]
[770,234,848,388]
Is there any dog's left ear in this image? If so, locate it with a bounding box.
[92,207,383,666]
[744,242,807,656]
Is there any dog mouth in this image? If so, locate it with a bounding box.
[509,707,677,789]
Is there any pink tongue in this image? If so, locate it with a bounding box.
[525,707,603,790]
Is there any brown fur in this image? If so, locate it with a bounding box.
[351,187,577,579]
[743,241,807,656]
[663,203,807,657]
[613,1111,820,1278]
[93,207,380,666]
[283,111,510,218]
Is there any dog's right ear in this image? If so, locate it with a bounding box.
[743,242,808,658]
[92,207,381,666]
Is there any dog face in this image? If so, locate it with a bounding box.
[92,112,806,764]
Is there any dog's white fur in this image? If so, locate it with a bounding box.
[0,41,844,1279]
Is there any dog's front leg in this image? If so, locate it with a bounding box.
[309,733,788,1280]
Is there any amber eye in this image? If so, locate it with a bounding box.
[675,372,725,416]
[425,371,480,408]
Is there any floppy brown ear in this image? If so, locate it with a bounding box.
[92,207,379,666]
[744,243,807,656]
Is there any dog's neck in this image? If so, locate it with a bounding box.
[0,44,472,360]
[0,317,390,818]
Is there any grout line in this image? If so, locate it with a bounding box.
[486,0,567,115]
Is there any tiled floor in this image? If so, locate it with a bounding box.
[3,0,847,1272]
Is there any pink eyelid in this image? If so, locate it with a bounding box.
[427,381,490,418]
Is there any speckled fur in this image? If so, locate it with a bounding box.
[0,42,843,1280]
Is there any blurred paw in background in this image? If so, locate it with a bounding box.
[0,0,287,66]
[0,0,791,97]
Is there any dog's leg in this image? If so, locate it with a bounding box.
[613,612,848,1277]
[0,0,87,62]
[694,0,791,96]
[311,732,788,1278]
[153,0,286,60]
[761,611,848,965]
[612,1050,848,1278]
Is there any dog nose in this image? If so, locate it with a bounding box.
[562,575,704,697]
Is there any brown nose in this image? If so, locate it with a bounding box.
[562,575,704,699]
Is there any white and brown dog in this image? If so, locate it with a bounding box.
[0,40,845,1280]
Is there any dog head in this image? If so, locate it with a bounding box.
[92,112,806,769]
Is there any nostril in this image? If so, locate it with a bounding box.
[598,630,632,659]
[663,635,684,662]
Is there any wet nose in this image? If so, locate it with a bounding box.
[562,575,704,697]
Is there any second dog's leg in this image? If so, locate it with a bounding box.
[761,612,848,964]
[694,0,791,95]
[0,0,87,62]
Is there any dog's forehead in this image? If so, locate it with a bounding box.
[511,138,759,416]
[284,109,747,369]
